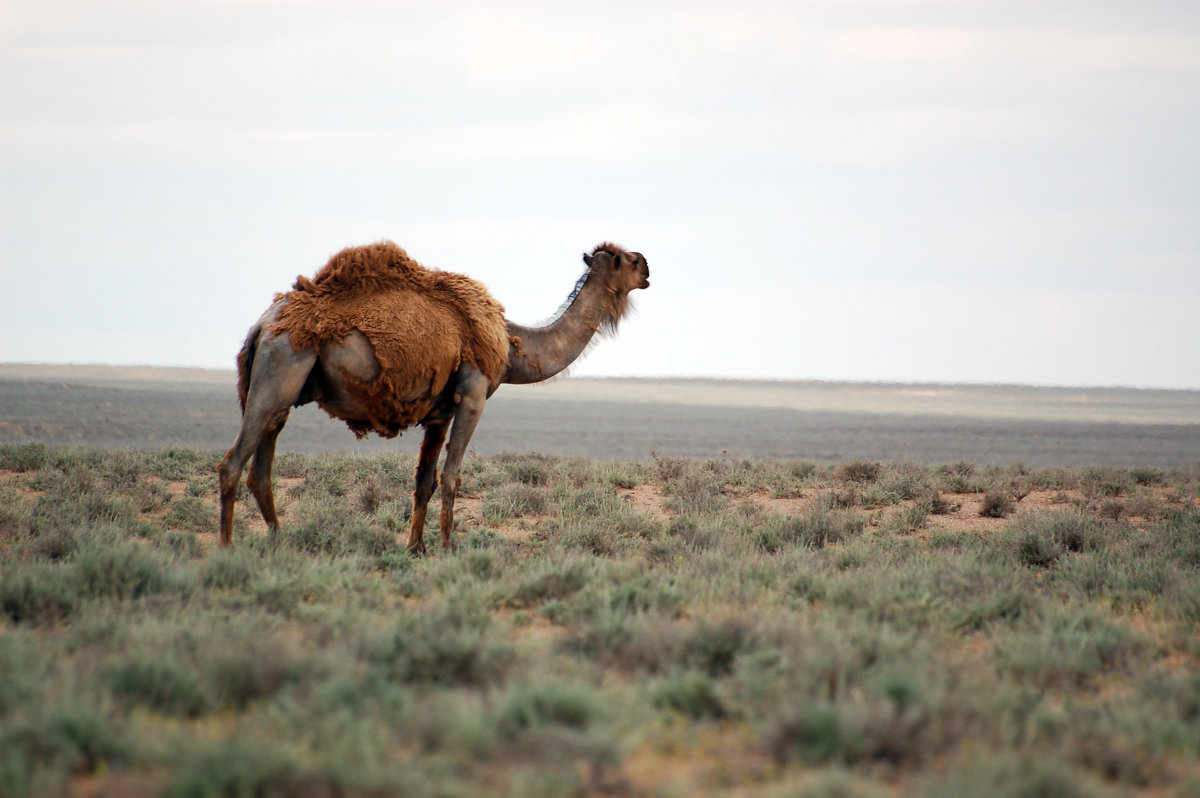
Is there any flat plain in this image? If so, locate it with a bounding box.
[2,364,1198,466]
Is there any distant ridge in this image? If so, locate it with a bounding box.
[0,363,233,384]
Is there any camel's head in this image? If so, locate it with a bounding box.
[583,242,650,295]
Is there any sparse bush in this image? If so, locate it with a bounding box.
[1008,511,1106,566]
[106,657,212,717]
[1099,498,1125,522]
[892,503,929,532]
[164,496,215,531]
[651,452,689,484]
[938,460,979,493]
[505,557,594,608]
[662,471,728,516]
[0,442,51,472]
[766,701,863,765]
[483,483,548,524]
[836,460,881,485]
[653,671,729,719]
[1081,466,1132,499]
[495,680,601,736]
[754,504,865,552]
[979,489,1015,518]
[1012,526,1064,568]
[914,486,952,515]
[830,486,859,508]
[282,496,395,556]
[365,600,514,687]
[680,615,757,677]
[1124,492,1164,520]
[163,738,301,798]
[997,607,1140,689]
[1130,467,1164,487]
[502,453,563,487]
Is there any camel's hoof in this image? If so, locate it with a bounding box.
[406,541,427,557]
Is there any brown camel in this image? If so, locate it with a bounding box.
[217,241,650,552]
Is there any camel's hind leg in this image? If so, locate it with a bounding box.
[407,420,449,555]
[218,332,316,547]
[245,409,289,535]
[436,366,490,552]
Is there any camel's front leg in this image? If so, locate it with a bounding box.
[437,368,490,552]
[408,421,448,554]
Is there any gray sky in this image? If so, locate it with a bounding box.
[3,1,1198,388]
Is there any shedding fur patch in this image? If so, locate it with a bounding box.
[272,241,508,438]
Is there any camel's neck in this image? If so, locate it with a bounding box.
[502,273,623,385]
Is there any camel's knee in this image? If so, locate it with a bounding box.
[413,471,438,505]
[218,455,242,498]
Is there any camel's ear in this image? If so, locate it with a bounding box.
[586,250,614,270]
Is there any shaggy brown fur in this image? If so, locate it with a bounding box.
[271,241,508,437]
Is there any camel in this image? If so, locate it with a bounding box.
[217,241,650,553]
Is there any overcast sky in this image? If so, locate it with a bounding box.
[2,1,1198,388]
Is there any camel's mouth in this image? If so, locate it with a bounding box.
[640,278,650,289]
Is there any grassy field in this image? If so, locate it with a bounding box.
[2,442,1199,797]
[3,365,1200,466]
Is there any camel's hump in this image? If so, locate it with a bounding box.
[295,241,427,295]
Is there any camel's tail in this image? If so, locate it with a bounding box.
[234,323,261,412]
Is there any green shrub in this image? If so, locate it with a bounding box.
[495,680,601,736]
[997,608,1140,689]
[653,671,729,719]
[766,701,862,765]
[0,442,50,472]
[680,615,757,677]
[0,563,78,623]
[921,753,1104,798]
[282,496,395,556]
[505,557,594,608]
[662,471,728,516]
[365,601,514,687]
[835,460,881,485]
[1013,527,1064,568]
[1007,511,1108,569]
[483,484,548,523]
[164,496,215,531]
[979,489,1015,518]
[163,738,301,798]
[501,453,563,487]
[1081,467,1132,499]
[106,658,212,717]
[754,505,865,552]
[201,548,258,590]
[72,538,172,600]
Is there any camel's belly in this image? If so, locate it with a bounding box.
[306,332,448,437]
